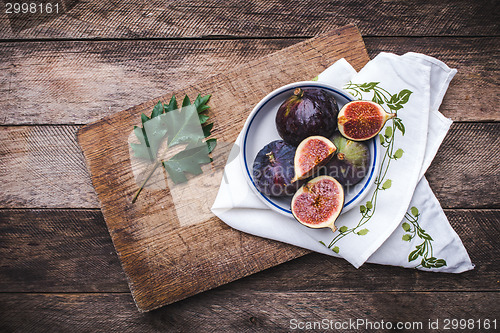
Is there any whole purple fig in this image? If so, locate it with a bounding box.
[253,140,300,197]
[276,88,339,146]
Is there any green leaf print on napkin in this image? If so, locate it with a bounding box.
[323,82,412,253]
[401,206,447,269]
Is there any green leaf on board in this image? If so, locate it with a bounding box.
[339,226,348,233]
[332,246,340,254]
[131,94,215,201]
[311,76,319,81]
[163,141,214,184]
[411,206,419,217]
[382,179,392,190]
[360,205,366,214]
[366,201,373,210]
[402,222,411,232]
[402,234,411,241]
[379,134,385,144]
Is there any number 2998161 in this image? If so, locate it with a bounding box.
[5,2,60,14]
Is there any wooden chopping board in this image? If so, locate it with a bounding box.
[77,24,370,312]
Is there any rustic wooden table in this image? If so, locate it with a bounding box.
[0,1,498,331]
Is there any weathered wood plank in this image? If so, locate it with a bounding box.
[0,209,497,293]
[1,123,497,209]
[0,292,498,332]
[426,123,500,209]
[0,0,497,40]
[0,126,99,208]
[0,37,497,125]
[0,39,299,125]
[364,37,500,122]
[0,209,127,292]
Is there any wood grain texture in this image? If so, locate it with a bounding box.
[0,38,299,125]
[0,0,497,40]
[1,123,497,209]
[0,125,99,208]
[0,209,498,293]
[77,25,370,311]
[0,209,127,292]
[0,37,498,125]
[427,123,500,209]
[365,37,500,122]
[0,292,498,332]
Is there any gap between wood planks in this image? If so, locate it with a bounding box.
[0,34,499,44]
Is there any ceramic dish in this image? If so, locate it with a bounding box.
[239,81,380,217]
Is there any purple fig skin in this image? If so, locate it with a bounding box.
[320,132,370,187]
[253,140,301,197]
[276,88,339,146]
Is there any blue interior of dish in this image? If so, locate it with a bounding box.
[243,85,377,215]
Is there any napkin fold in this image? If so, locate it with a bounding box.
[211,52,474,273]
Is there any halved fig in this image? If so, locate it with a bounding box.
[292,136,336,182]
[291,175,344,231]
[338,100,395,141]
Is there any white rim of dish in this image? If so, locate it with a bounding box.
[239,81,380,217]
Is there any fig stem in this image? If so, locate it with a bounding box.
[265,151,276,164]
[132,160,161,203]
[329,225,337,232]
[293,87,304,98]
[337,152,345,160]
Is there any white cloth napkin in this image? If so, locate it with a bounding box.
[211,52,474,273]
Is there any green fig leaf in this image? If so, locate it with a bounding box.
[182,95,191,107]
[131,93,215,201]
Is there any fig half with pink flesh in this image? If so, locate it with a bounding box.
[292,136,336,182]
[291,175,344,231]
[338,100,395,141]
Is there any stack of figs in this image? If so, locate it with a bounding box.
[252,87,393,231]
